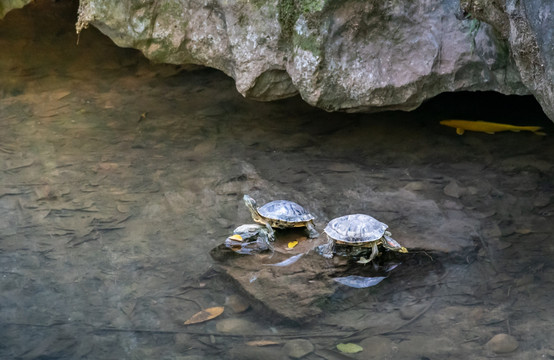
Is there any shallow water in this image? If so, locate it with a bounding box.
[1,2,553,359]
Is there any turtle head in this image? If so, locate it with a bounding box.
[383,234,408,253]
[243,195,261,220]
[243,194,257,210]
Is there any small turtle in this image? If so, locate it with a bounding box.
[318,214,407,261]
[225,223,271,254]
[243,194,319,241]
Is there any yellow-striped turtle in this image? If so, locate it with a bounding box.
[225,224,271,254]
[243,194,318,241]
[318,214,407,261]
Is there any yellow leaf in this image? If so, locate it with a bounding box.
[184,307,224,325]
[245,340,280,346]
[287,240,298,249]
[229,234,243,242]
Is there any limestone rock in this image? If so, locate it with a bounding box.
[1,0,551,120]
[73,0,553,119]
[461,0,554,121]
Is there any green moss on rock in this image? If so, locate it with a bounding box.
[278,0,328,55]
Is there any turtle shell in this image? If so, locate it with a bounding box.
[258,200,315,223]
[324,214,388,244]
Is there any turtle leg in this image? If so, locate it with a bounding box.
[305,221,319,238]
[256,228,273,252]
[317,234,335,259]
[367,242,379,262]
[262,221,276,242]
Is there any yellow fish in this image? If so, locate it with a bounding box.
[440,120,545,135]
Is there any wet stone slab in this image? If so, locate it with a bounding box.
[210,227,452,323]
[210,229,336,323]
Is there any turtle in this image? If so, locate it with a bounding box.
[243,194,319,241]
[318,214,408,261]
[225,223,271,254]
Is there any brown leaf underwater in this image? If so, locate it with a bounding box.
[183,306,224,325]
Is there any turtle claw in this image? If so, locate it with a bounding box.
[316,235,335,259]
[316,244,334,259]
[367,242,379,262]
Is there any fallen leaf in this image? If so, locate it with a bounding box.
[184,307,224,325]
[336,343,363,354]
[287,240,298,249]
[245,340,280,347]
[515,228,532,234]
[229,234,243,242]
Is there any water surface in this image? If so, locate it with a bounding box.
[1,2,553,359]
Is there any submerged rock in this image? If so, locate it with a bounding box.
[210,222,449,323]
[485,333,519,354]
[282,339,314,359]
[210,230,336,323]
[215,318,259,334]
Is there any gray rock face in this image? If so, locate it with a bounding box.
[75,0,531,113]
[3,0,551,119]
[461,0,554,121]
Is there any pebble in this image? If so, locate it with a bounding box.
[225,294,250,313]
[399,303,428,320]
[404,181,425,191]
[359,336,394,358]
[533,195,551,208]
[444,180,465,198]
[486,333,519,354]
[282,339,314,359]
[481,222,502,238]
[116,204,130,213]
[215,318,257,334]
[442,199,464,210]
